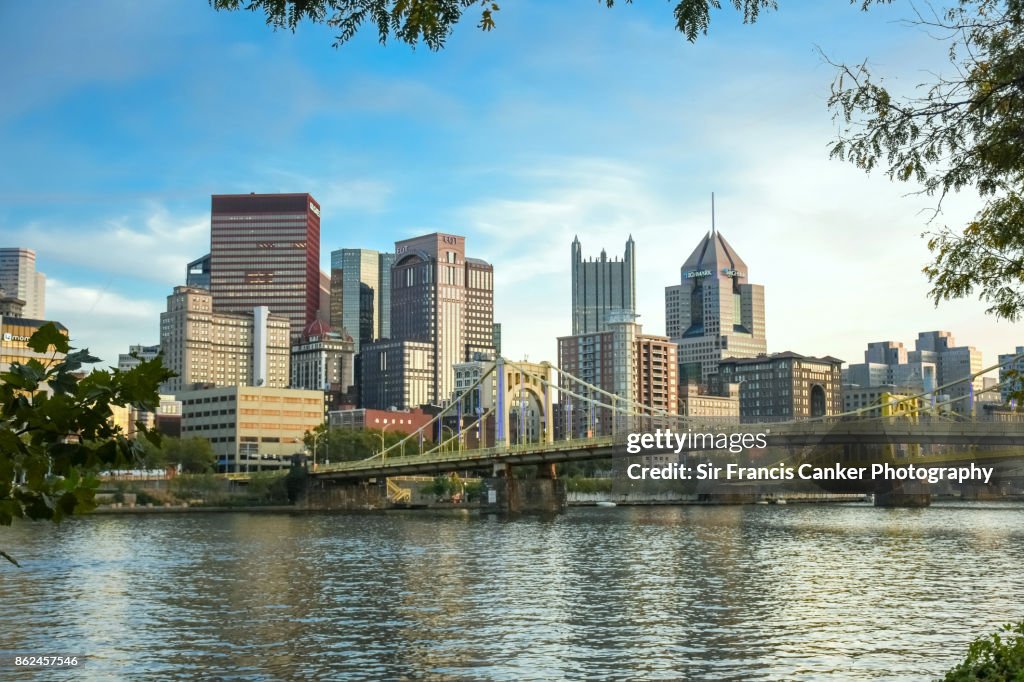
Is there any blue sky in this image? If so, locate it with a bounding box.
[1,0,1019,373]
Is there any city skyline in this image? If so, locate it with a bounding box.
[1,1,1020,371]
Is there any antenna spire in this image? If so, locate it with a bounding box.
[711,192,716,234]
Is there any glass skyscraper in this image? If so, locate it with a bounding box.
[329,248,394,353]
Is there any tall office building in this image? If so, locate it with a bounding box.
[665,229,766,383]
[329,248,394,352]
[0,247,46,319]
[160,286,290,393]
[571,236,636,335]
[364,232,494,407]
[209,193,321,340]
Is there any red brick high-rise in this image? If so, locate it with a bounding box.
[209,193,321,340]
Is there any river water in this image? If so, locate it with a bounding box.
[1,502,1022,681]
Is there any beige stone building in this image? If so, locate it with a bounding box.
[160,286,290,393]
[178,385,325,473]
[678,381,740,422]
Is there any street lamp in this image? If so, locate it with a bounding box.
[377,422,392,461]
[311,428,324,472]
[440,425,455,452]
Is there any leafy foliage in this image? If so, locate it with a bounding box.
[162,437,218,473]
[137,435,218,472]
[939,620,1024,681]
[1,324,173,563]
[303,424,427,462]
[210,0,853,49]
[210,0,502,50]
[426,473,463,500]
[827,0,1024,319]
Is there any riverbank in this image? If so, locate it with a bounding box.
[91,504,301,514]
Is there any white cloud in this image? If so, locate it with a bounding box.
[455,148,1020,373]
[46,278,162,370]
[8,205,208,287]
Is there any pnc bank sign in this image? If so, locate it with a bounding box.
[683,268,746,279]
[309,202,321,217]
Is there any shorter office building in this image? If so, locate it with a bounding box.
[999,346,1024,404]
[0,315,68,372]
[154,395,183,437]
[558,314,677,436]
[848,331,981,415]
[678,382,740,422]
[178,385,324,473]
[290,320,356,399]
[328,407,433,434]
[118,344,161,372]
[359,339,435,410]
[186,254,211,289]
[980,403,1024,422]
[0,287,25,317]
[716,351,843,421]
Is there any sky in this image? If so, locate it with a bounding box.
[1,0,1020,375]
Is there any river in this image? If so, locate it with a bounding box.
[1,502,1022,680]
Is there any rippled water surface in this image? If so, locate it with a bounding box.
[1,502,1023,680]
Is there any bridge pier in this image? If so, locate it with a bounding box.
[873,479,931,508]
[301,478,390,510]
[960,482,1005,501]
[482,463,566,514]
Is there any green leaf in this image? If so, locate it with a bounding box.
[26,322,70,355]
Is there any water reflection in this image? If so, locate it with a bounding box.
[0,503,1022,680]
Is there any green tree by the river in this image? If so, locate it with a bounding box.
[0,323,172,566]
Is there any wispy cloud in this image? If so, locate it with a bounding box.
[47,278,162,368]
[7,205,208,287]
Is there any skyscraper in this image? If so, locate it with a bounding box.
[329,248,394,352]
[364,232,494,407]
[571,236,636,334]
[209,193,321,340]
[665,228,766,383]
[0,247,46,319]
